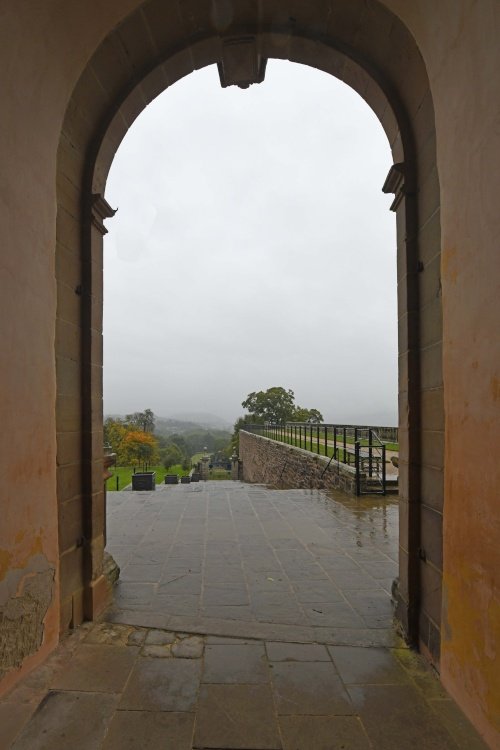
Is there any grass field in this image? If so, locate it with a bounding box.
[276,433,398,464]
[191,452,206,465]
[209,468,231,480]
[281,431,398,453]
[106,464,189,491]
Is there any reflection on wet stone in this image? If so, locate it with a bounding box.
[106,481,400,640]
[0,485,458,746]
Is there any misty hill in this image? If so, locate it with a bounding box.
[168,412,232,430]
[104,412,233,435]
[154,416,213,435]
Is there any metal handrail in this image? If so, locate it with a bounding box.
[243,422,395,495]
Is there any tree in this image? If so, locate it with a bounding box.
[292,407,324,423]
[235,387,324,449]
[231,413,264,452]
[166,433,190,456]
[103,417,128,464]
[122,430,159,471]
[242,387,296,424]
[125,409,155,433]
[161,443,183,470]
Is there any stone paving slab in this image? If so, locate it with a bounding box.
[1,621,488,749]
[278,715,372,750]
[195,683,281,749]
[0,483,489,749]
[10,690,119,750]
[106,482,400,645]
[102,711,195,750]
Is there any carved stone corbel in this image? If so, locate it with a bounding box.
[91,194,117,235]
[218,36,267,89]
[382,163,406,211]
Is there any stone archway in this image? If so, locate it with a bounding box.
[56,0,443,667]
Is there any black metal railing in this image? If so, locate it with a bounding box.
[244,422,396,495]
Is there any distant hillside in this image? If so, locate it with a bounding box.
[169,412,232,430]
[154,416,209,435]
[104,412,233,435]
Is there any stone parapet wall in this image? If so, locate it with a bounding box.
[239,430,357,495]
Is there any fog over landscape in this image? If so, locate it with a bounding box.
[103,61,397,427]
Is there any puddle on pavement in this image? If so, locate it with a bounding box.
[266,484,399,549]
[325,487,399,509]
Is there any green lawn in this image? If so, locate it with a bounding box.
[275,433,398,464]
[209,468,231,480]
[281,430,398,453]
[106,464,189,491]
[191,452,206,465]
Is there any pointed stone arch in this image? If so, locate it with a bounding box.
[56,0,443,666]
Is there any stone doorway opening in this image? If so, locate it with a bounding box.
[100,57,399,634]
[55,1,443,674]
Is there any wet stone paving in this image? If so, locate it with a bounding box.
[107,482,399,640]
[1,482,487,749]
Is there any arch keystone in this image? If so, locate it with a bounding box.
[218,37,267,88]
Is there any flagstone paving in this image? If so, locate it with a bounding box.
[0,482,488,749]
[105,482,399,644]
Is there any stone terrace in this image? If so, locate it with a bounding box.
[106,482,399,642]
[1,482,487,749]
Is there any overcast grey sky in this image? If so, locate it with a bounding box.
[103,60,397,427]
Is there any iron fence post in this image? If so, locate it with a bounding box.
[382,444,386,495]
[369,429,373,478]
[355,441,361,496]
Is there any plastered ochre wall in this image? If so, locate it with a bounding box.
[0,0,137,696]
[0,2,498,745]
[384,3,500,745]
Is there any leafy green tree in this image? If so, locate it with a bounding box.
[214,434,232,455]
[167,433,190,456]
[125,409,155,433]
[292,407,324,423]
[122,430,159,471]
[231,413,264,452]
[103,417,128,464]
[235,387,324,450]
[180,429,232,455]
[161,443,183,469]
[241,387,296,423]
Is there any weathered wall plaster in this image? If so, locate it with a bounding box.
[381,3,500,745]
[0,555,55,679]
[0,0,137,699]
[0,2,498,745]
